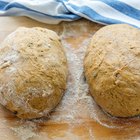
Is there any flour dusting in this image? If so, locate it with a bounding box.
[10,120,38,140]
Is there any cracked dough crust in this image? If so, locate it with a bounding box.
[84,24,140,117]
[0,27,68,119]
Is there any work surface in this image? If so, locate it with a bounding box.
[0,17,140,140]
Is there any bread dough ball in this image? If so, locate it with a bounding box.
[84,24,140,117]
[0,27,68,119]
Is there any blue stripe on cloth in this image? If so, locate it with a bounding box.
[66,3,125,25]
[0,1,8,10]
[100,0,140,20]
[0,0,80,20]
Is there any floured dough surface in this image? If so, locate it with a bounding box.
[84,24,140,117]
[0,27,68,119]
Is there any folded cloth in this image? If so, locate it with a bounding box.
[0,0,140,27]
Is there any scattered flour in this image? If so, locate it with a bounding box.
[10,120,38,140]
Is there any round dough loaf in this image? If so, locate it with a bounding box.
[84,24,140,117]
[0,27,68,119]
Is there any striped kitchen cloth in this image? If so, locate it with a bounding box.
[0,0,140,27]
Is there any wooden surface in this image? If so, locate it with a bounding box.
[0,17,140,140]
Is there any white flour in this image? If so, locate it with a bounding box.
[11,120,38,140]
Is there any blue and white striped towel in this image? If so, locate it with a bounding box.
[0,0,140,27]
